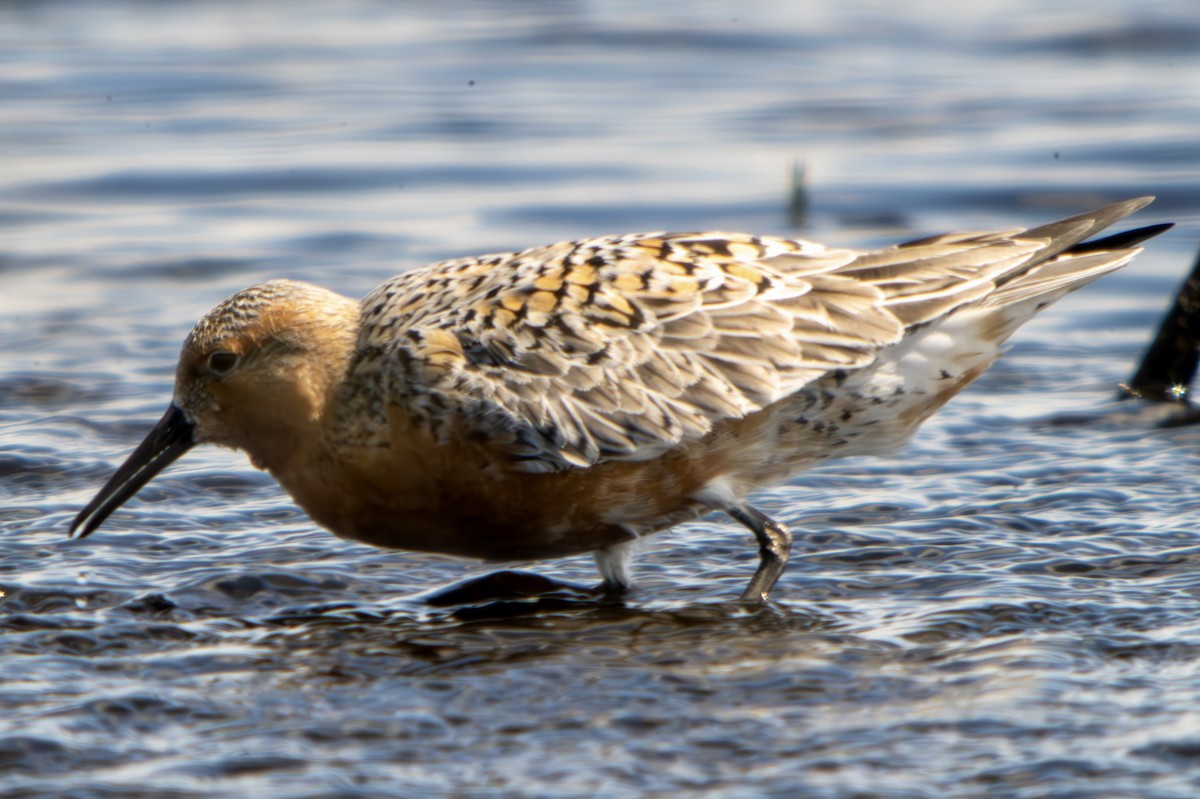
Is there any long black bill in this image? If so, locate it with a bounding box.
[69,404,196,539]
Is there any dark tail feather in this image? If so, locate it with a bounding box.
[1068,222,1174,255]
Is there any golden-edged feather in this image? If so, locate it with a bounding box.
[349,197,1155,472]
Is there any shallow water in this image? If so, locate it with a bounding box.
[5,1,1200,797]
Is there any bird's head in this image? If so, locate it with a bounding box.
[70,279,360,539]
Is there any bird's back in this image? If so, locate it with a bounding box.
[344,197,1156,467]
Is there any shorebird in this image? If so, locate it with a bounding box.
[71,197,1168,601]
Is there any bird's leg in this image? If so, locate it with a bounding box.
[727,505,793,602]
[593,539,636,596]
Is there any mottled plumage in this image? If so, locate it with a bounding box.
[71,197,1168,600]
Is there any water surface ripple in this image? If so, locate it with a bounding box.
[4,1,1200,797]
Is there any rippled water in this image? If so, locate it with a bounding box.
[5,1,1200,796]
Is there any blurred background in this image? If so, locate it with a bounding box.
[3,1,1200,797]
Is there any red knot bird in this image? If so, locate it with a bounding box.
[71,197,1169,601]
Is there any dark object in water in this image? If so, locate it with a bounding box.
[788,161,808,228]
[1121,237,1200,404]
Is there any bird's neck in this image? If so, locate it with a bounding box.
[240,329,360,479]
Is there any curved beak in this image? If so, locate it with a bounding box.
[69,404,196,539]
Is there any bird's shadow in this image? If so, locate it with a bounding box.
[417,569,624,621]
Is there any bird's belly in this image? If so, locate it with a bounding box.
[335,504,639,561]
[292,450,718,562]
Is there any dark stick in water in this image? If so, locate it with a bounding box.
[1121,238,1200,404]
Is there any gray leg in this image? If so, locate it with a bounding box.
[727,505,793,601]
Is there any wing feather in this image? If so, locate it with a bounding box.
[349,198,1154,470]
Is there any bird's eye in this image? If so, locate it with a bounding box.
[207,351,240,376]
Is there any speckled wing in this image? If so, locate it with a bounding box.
[351,229,1051,471]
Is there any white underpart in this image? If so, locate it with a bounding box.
[690,476,746,512]
[673,311,1012,518]
[836,309,1005,457]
